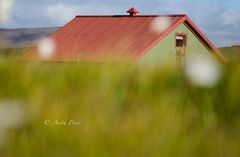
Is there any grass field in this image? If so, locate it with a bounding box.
[0,49,240,157]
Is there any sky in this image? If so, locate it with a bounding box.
[0,0,240,47]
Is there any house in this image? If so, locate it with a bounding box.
[25,7,225,64]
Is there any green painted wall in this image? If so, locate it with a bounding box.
[139,23,214,66]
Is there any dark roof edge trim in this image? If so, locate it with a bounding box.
[184,16,226,63]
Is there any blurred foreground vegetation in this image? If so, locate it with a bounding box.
[0,49,240,157]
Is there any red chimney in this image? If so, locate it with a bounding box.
[127,7,139,16]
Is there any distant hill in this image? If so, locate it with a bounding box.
[0,27,59,48]
[220,45,240,61]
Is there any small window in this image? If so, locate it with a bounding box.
[176,34,187,48]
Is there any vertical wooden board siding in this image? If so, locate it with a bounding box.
[139,23,214,66]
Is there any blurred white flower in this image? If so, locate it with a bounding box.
[185,55,222,88]
[0,0,14,24]
[37,38,56,59]
[151,16,171,34]
[0,100,27,148]
[0,101,26,129]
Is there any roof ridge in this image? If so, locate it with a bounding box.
[75,14,187,18]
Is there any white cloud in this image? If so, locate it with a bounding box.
[0,0,14,23]
[46,4,77,24]
[221,10,240,27]
[46,3,115,25]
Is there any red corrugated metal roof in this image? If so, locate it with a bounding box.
[25,10,225,62]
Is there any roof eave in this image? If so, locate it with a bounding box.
[184,16,227,63]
